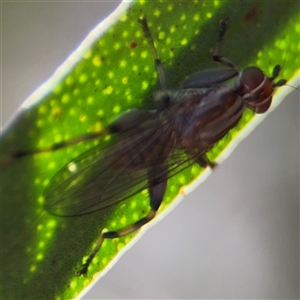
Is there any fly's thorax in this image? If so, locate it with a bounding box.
[178,86,244,151]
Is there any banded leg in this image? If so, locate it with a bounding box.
[12,131,108,158]
[195,154,217,169]
[76,164,168,276]
[138,18,170,108]
[212,20,238,71]
[12,110,155,159]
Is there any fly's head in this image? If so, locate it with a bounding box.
[234,65,286,114]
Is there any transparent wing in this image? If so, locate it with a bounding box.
[44,120,198,217]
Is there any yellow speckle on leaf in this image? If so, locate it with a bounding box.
[65,76,74,85]
[109,221,117,228]
[108,71,114,79]
[79,73,88,83]
[126,94,132,102]
[97,109,104,117]
[37,119,44,128]
[38,105,47,115]
[101,256,108,266]
[180,38,188,46]
[47,219,57,228]
[142,81,149,90]
[135,30,142,38]
[61,93,70,103]
[48,161,56,170]
[36,253,44,261]
[43,178,50,187]
[214,0,220,7]
[141,50,148,59]
[34,178,41,185]
[52,107,61,118]
[120,215,127,225]
[93,122,102,132]
[79,114,87,122]
[179,175,187,184]
[54,84,62,95]
[83,49,92,59]
[113,105,121,114]
[170,26,176,34]
[104,85,113,95]
[158,31,166,40]
[117,242,124,251]
[154,9,161,17]
[275,39,287,50]
[46,232,53,238]
[92,55,101,67]
[130,201,137,209]
[114,42,121,51]
[69,107,76,116]
[167,4,173,11]
[38,196,44,204]
[30,265,37,273]
[206,12,212,19]
[39,241,45,248]
[70,280,77,289]
[87,96,94,104]
[120,14,127,22]
[120,60,127,68]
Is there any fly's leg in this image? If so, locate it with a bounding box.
[12,131,108,158]
[270,65,287,87]
[14,19,163,159]
[195,154,217,169]
[75,164,168,276]
[138,18,170,109]
[12,110,156,159]
[212,20,238,71]
[107,109,156,133]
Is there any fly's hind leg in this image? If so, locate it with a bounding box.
[12,131,109,159]
[75,164,168,276]
[195,154,217,169]
[12,109,156,159]
[212,20,238,71]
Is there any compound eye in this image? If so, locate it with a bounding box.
[241,66,264,90]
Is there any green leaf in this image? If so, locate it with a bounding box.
[1,1,299,299]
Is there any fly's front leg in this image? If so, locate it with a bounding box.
[138,18,170,109]
[76,164,168,276]
[212,20,238,71]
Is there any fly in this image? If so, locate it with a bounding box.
[13,18,286,276]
